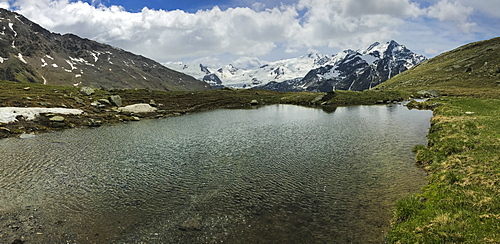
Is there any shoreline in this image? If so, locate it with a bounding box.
[387,97,500,243]
[0,81,413,140]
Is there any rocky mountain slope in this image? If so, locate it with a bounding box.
[258,41,426,92]
[167,41,426,92]
[377,37,500,95]
[0,8,209,91]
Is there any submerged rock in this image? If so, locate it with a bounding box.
[19,133,36,139]
[179,217,203,231]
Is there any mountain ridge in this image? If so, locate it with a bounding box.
[166,40,426,92]
[0,8,209,91]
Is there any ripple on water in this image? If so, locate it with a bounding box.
[0,104,432,243]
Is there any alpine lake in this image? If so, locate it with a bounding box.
[0,104,432,243]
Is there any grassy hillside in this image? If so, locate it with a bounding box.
[384,37,500,243]
[377,37,500,97]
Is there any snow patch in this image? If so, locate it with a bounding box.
[90,52,98,62]
[69,57,94,67]
[46,55,54,60]
[318,68,340,80]
[361,54,378,64]
[0,107,83,123]
[41,58,48,67]
[8,22,16,48]
[0,57,7,63]
[52,63,58,68]
[65,59,78,70]
[17,53,27,64]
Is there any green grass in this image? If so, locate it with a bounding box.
[387,97,500,243]
[377,37,500,98]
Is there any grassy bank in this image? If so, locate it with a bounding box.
[388,97,500,243]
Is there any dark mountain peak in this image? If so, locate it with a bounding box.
[199,64,211,74]
[0,8,209,91]
[366,42,381,52]
[257,40,426,92]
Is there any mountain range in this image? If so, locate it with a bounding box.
[0,8,209,91]
[166,41,427,92]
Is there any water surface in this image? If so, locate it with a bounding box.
[0,104,432,243]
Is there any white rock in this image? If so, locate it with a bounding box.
[118,104,157,113]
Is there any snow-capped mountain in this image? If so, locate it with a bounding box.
[167,41,426,92]
[166,53,338,88]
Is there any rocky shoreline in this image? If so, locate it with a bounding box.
[0,86,297,140]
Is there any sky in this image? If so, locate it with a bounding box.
[1,0,499,68]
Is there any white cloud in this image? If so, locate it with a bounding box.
[292,0,424,51]
[0,0,10,9]
[232,56,264,69]
[5,0,500,64]
[427,0,476,32]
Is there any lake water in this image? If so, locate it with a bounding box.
[0,104,432,243]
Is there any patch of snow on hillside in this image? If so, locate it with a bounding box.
[46,55,54,60]
[65,59,77,70]
[41,58,47,67]
[17,53,27,64]
[0,57,7,63]
[70,57,95,67]
[318,68,340,80]
[8,22,16,48]
[0,107,83,123]
[90,52,98,62]
[361,54,378,64]
[52,63,58,68]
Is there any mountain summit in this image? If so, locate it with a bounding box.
[0,8,209,91]
[259,40,426,92]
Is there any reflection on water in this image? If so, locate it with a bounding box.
[0,104,432,243]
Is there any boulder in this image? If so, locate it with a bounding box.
[109,95,122,107]
[88,118,102,127]
[98,99,112,106]
[149,99,157,107]
[416,89,438,98]
[118,104,157,113]
[49,116,65,122]
[250,100,259,105]
[80,87,95,96]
